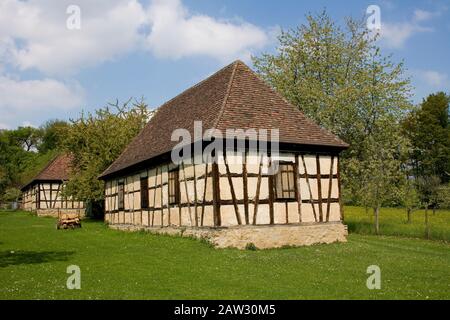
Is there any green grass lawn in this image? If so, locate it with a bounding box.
[345,206,450,242]
[0,210,449,300]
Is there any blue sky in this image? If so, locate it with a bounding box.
[0,0,449,129]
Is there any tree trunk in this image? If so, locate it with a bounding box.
[425,206,430,240]
[407,208,412,224]
[374,206,380,235]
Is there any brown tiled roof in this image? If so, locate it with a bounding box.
[21,154,74,190]
[100,61,348,179]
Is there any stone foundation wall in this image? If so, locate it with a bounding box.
[109,222,348,249]
[36,208,86,218]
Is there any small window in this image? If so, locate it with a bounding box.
[140,177,149,209]
[118,182,125,210]
[274,162,296,200]
[168,169,180,205]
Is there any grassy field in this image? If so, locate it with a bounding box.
[0,210,449,300]
[345,206,450,242]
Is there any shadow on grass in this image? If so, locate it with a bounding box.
[0,250,75,268]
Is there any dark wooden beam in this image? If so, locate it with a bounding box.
[294,156,302,223]
[316,155,323,222]
[326,156,334,222]
[193,162,198,227]
[224,154,242,225]
[268,159,274,225]
[242,153,249,225]
[212,162,221,227]
[337,156,344,221]
[252,157,263,225]
[201,163,209,227]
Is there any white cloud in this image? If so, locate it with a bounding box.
[377,7,444,49]
[0,0,146,75]
[413,9,434,22]
[144,0,269,61]
[0,0,270,75]
[0,76,85,125]
[0,0,270,127]
[380,22,432,49]
[422,70,449,88]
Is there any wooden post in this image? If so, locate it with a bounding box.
[252,156,263,225]
[268,158,275,225]
[336,156,344,222]
[326,156,334,222]
[152,167,158,227]
[224,153,242,225]
[316,155,323,222]
[160,170,164,227]
[193,162,198,227]
[201,163,209,227]
[166,166,171,226]
[242,152,249,225]
[182,162,193,226]
[212,162,221,227]
[294,156,302,223]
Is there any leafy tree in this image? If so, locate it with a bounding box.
[348,120,409,234]
[400,177,420,223]
[62,99,151,215]
[252,10,412,231]
[437,184,450,209]
[253,11,411,146]
[1,187,21,202]
[416,175,440,239]
[402,92,450,183]
[38,120,70,153]
[9,126,42,152]
[0,129,32,191]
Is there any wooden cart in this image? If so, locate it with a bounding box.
[56,210,82,230]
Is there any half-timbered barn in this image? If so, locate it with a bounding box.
[21,154,85,217]
[99,60,349,249]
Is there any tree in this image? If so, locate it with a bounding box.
[253,11,411,146]
[403,92,450,183]
[417,175,440,239]
[0,129,32,191]
[350,121,409,234]
[0,121,67,201]
[62,99,152,216]
[252,10,413,227]
[38,120,70,153]
[400,177,420,223]
[9,126,42,152]
[437,184,450,209]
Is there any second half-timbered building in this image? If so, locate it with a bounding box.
[21,154,85,217]
[99,60,349,249]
